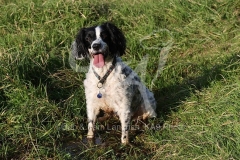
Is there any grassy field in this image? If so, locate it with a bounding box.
[0,0,240,159]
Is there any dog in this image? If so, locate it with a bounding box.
[71,22,157,144]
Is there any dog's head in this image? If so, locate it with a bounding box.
[72,22,126,68]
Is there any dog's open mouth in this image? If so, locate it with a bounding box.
[93,53,105,68]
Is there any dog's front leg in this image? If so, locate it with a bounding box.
[87,107,99,139]
[119,111,131,144]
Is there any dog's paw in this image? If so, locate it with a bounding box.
[121,136,129,145]
[87,134,94,139]
[87,130,94,139]
[122,140,128,145]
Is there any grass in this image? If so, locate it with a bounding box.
[0,0,240,159]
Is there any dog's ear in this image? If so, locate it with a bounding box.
[71,28,89,60]
[105,22,126,56]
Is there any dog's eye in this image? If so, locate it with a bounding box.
[85,37,89,41]
[85,34,91,41]
[101,32,107,39]
[85,32,94,41]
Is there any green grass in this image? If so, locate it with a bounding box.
[0,0,240,159]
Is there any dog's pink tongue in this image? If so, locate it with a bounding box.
[93,54,105,68]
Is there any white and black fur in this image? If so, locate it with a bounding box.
[72,22,157,144]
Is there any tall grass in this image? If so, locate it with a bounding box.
[0,0,239,159]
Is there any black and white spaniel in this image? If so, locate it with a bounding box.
[71,22,157,144]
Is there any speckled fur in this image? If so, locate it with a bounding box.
[72,22,157,144]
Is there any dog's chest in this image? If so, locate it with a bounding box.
[84,69,128,111]
[98,73,124,102]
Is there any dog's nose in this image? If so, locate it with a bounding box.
[92,43,101,50]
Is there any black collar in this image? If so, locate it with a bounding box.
[92,57,117,88]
